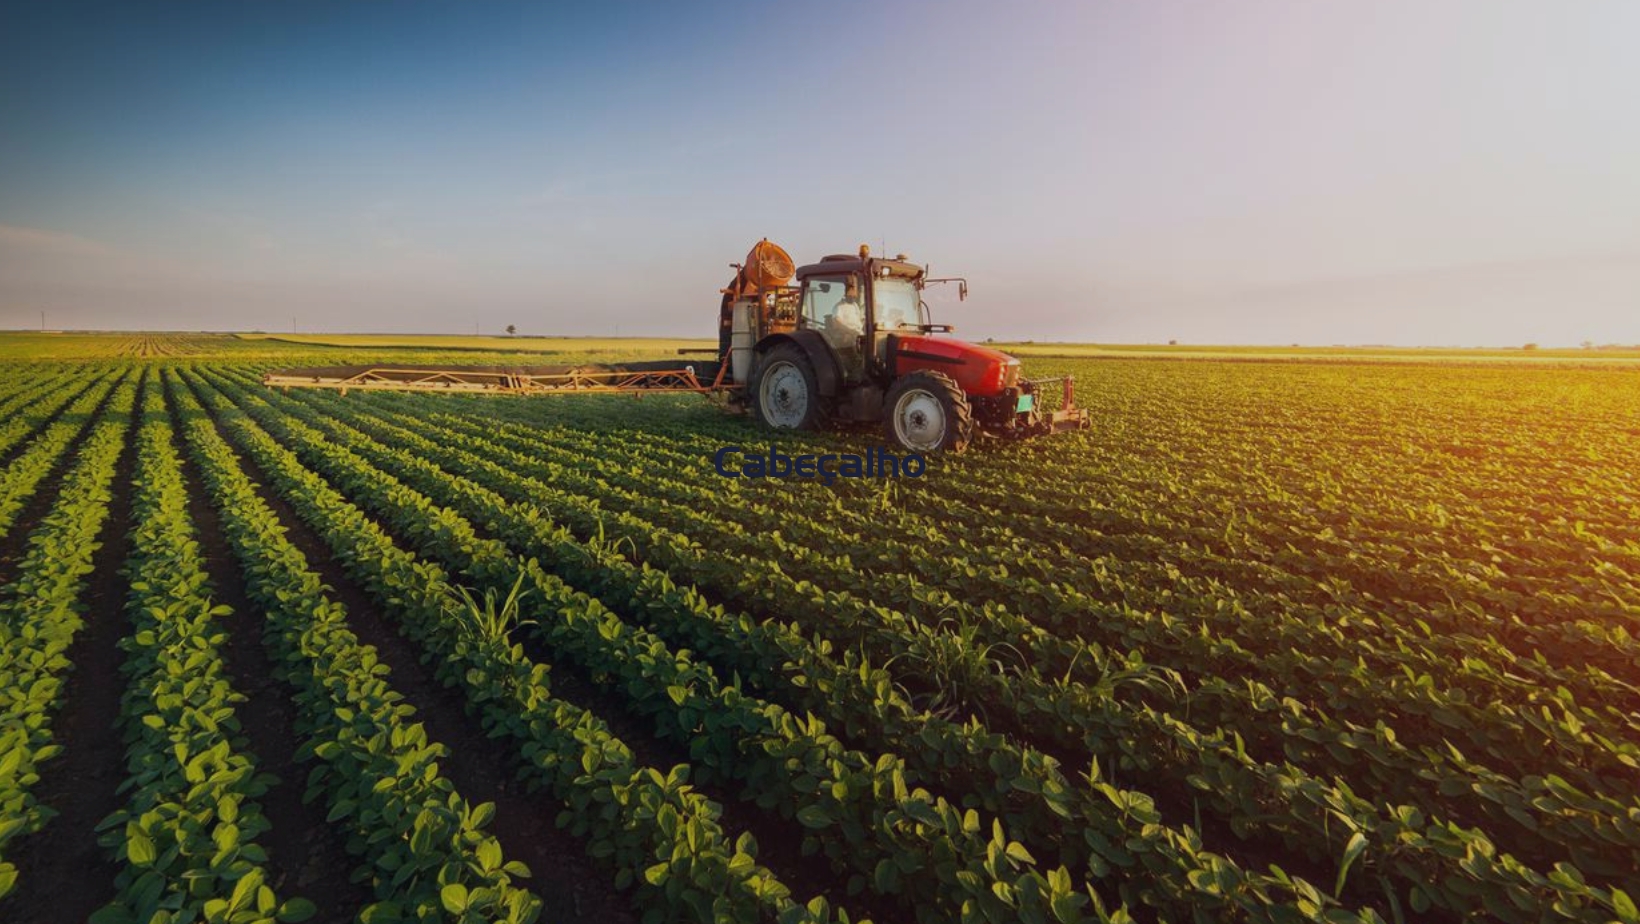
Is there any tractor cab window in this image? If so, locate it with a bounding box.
[873,278,920,332]
[872,276,920,368]
[802,274,865,380]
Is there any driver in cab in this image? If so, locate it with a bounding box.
[826,281,865,350]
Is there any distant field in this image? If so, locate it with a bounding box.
[1,330,1638,923]
[235,332,715,355]
[992,341,1640,363]
[0,332,244,359]
[0,332,719,367]
[248,332,1640,365]
[12,331,1637,366]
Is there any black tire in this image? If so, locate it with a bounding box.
[883,370,974,453]
[751,344,829,432]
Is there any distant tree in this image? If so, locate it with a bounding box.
[1168,339,1178,346]
[505,324,517,337]
[1581,340,1595,350]
[1523,342,1539,351]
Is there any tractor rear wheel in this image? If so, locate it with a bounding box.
[752,344,828,431]
[884,370,974,453]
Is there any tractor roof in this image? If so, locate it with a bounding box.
[794,255,924,280]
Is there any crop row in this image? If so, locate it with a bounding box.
[0,369,126,543]
[0,370,138,900]
[0,367,97,454]
[167,370,544,923]
[92,375,309,923]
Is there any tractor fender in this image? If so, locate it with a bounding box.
[753,331,842,398]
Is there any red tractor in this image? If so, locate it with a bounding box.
[721,240,1088,452]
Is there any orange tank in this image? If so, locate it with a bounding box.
[725,238,794,300]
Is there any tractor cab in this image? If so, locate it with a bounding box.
[792,248,933,386]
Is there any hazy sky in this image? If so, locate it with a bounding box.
[2,0,1637,345]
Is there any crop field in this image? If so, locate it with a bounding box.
[234,333,716,355]
[0,333,1636,924]
[991,342,1640,364]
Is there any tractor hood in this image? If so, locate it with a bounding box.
[891,335,1021,397]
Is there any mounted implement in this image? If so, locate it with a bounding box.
[265,239,1089,453]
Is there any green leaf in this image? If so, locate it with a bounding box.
[1050,890,1087,923]
[360,902,403,923]
[230,869,264,912]
[1612,889,1637,922]
[795,805,831,829]
[902,800,941,828]
[277,897,319,923]
[441,883,470,914]
[127,830,156,866]
[1334,832,1368,898]
[873,859,897,894]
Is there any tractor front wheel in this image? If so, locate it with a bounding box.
[884,371,974,453]
[752,344,828,431]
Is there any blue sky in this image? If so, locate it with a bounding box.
[2,0,1638,345]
